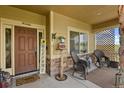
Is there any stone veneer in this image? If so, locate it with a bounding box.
[46,56,73,76]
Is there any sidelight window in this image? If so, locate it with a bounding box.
[5,28,12,68]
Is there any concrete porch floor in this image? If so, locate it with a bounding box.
[15,73,100,88]
[15,63,100,88]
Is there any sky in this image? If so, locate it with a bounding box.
[114,28,120,45]
[96,27,120,45]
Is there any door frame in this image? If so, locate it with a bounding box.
[0,18,46,75]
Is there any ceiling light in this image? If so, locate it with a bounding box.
[97,12,101,16]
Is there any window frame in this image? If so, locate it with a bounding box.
[68,26,89,54]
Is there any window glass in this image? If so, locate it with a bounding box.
[80,33,88,53]
[70,31,79,54]
[70,31,88,54]
[39,32,42,58]
[5,28,11,68]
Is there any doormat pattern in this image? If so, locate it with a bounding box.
[16,74,40,86]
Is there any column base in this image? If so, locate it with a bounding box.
[55,74,67,81]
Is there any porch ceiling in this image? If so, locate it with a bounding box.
[12,5,118,25]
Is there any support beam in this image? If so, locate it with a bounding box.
[118,5,124,70]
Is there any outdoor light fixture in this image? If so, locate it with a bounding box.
[52,33,56,40]
[96,12,101,16]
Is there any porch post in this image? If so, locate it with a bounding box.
[118,5,124,70]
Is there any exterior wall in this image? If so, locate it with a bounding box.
[46,56,73,76]
[52,12,94,56]
[0,6,46,25]
[46,11,95,76]
[0,18,45,75]
[0,6,46,70]
[89,33,95,52]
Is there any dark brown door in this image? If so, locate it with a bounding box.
[15,26,37,75]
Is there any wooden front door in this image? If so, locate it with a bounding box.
[15,26,37,75]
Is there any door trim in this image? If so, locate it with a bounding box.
[0,18,46,75]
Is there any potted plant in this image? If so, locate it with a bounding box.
[58,36,66,43]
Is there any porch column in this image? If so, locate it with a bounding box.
[119,5,124,69]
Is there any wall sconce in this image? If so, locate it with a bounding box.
[52,33,56,40]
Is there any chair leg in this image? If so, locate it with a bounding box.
[80,71,86,80]
[82,65,87,80]
[98,61,102,68]
[83,71,87,80]
[72,69,75,76]
[86,68,88,75]
[84,75,86,80]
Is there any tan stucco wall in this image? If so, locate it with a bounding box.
[89,32,95,52]
[0,6,46,25]
[51,12,95,58]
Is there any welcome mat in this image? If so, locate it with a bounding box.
[16,74,40,86]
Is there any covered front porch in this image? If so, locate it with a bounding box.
[0,5,123,88]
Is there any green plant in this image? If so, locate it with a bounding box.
[58,36,66,43]
[58,36,66,40]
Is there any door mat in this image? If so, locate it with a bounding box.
[16,74,40,86]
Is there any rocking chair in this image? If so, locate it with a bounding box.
[70,52,88,80]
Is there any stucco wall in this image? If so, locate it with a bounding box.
[51,12,95,58]
[46,11,95,76]
[0,6,46,68]
[0,6,46,25]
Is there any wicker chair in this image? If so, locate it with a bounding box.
[93,49,110,68]
[70,52,88,80]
